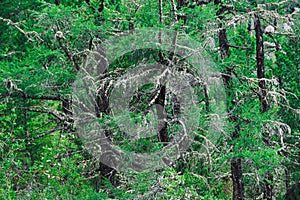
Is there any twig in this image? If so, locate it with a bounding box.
[0,17,43,42]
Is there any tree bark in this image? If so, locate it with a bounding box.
[62,97,73,131]
[155,3,169,145]
[285,168,290,194]
[254,14,273,199]
[286,182,300,200]
[263,171,273,200]
[231,158,245,200]
[155,85,169,143]
[93,44,116,188]
[254,14,269,113]
[215,1,245,199]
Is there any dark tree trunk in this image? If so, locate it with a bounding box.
[254,14,273,199]
[95,89,109,117]
[218,25,230,60]
[254,14,269,113]
[155,85,168,144]
[62,98,71,115]
[93,44,116,188]
[156,0,169,145]
[215,1,245,199]
[159,0,163,23]
[263,171,273,200]
[172,95,181,116]
[231,158,245,200]
[285,168,290,194]
[286,182,300,200]
[62,98,73,131]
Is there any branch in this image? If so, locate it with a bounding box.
[18,107,64,121]
[0,51,23,60]
[55,33,80,71]
[158,0,163,23]
[25,127,64,142]
[0,17,43,42]
[170,0,178,22]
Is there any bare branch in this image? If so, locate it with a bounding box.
[0,17,43,42]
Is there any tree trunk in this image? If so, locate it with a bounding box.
[285,168,290,194]
[231,158,245,200]
[254,14,273,199]
[254,14,269,113]
[62,98,73,131]
[263,171,273,200]
[155,85,168,144]
[286,182,300,200]
[216,1,245,199]
[156,3,169,145]
[93,45,116,188]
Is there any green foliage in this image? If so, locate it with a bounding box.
[0,0,299,199]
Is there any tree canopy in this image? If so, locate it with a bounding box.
[0,0,299,199]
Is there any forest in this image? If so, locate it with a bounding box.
[0,0,299,199]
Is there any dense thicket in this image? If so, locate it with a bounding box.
[0,0,299,199]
